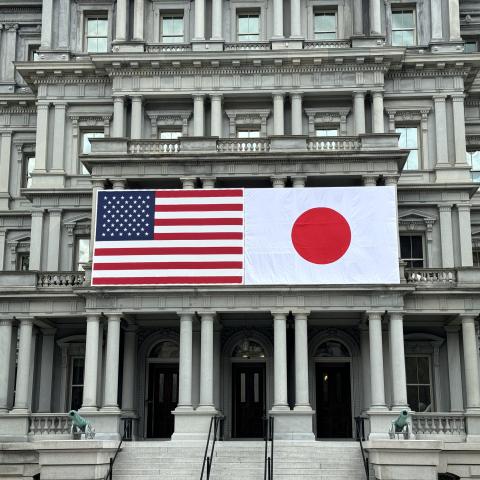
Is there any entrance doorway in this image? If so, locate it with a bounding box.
[232,363,266,438]
[146,363,179,438]
[315,363,352,438]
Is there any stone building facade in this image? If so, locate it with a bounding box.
[1,0,480,478]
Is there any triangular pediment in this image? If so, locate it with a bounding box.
[399,209,437,223]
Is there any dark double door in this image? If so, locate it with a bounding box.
[316,363,352,438]
[147,363,178,438]
[232,363,266,438]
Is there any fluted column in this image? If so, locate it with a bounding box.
[210,94,223,137]
[81,314,100,411]
[131,96,143,140]
[448,0,461,41]
[38,328,56,412]
[273,93,285,136]
[198,313,215,410]
[294,313,311,410]
[353,0,363,35]
[389,313,408,408]
[434,95,449,166]
[272,0,284,38]
[445,326,464,412]
[354,91,366,135]
[4,24,18,83]
[52,103,67,172]
[113,96,125,137]
[58,0,71,49]
[370,0,382,35]
[0,318,13,413]
[211,0,223,40]
[133,0,145,41]
[451,95,468,166]
[34,103,50,172]
[461,316,480,410]
[115,0,128,42]
[193,94,205,136]
[121,325,137,414]
[46,209,62,270]
[290,0,302,38]
[372,91,384,134]
[40,0,53,49]
[103,314,122,411]
[431,0,443,41]
[177,314,194,409]
[291,93,303,135]
[368,312,386,410]
[194,0,205,40]
[457,204,474,267]
[29,210,44,270]
[12,318,34,413]
[439,204,455,268]
[273,313,289,410]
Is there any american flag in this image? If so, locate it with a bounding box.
[92,189,244,286]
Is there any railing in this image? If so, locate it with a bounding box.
[304,40,352,49]
[29,414,72,436]
[216,138,271,153]
[264,415,274,480]
[200,415,224,480]
[224,42,271,50]
[355,416,369,479]
[146,43,192,53]
[405,268,457,284]
[37,271,86,287]
[412,413,466,437]
[128,140,180,154]
[104,429,127,480]
[307,136,361,151]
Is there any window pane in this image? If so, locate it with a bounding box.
[400,236,411,259]
[406,150,419,170]
[72,358,85,385]
[405,357,417,383]
[316,129,338,136]
[238,16,250,34]
[392,30,403,47]
[316,13,336,32]
[77,238,90,270]
[71,386,83,411]
[417,386,431,411]
[315,32,337,40]
[404,128,418,148]
[25,156,36,188]
[402,30,414,46]
[87,38,98,52]
[417,357,430,384]
[87,19,98,36]
[407,385,419,411]
[97,37,108,52]
[396,127,407,148]
[465,42,477,53]
[410,236,423,259]
[97,19,108,37]
[402,11,414,29]
[248,16,259,33]
[392,12,403,29]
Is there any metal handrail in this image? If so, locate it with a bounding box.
[264,415,274,480]
[200,415,224,480]
[104,431,126,480]
[355,416,369,479]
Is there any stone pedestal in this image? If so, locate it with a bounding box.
[0,443,39,479]
[0,413,30,442]
[172,409,219,440]
[79,411,121,440]
[368,410,405,440]
[268,410,315,440]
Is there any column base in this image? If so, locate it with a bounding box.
[0,412,29,441]
[100,406,121,413]
[10,408,30,415]
[465,409,480,440]
[172,408,220,440]
[268,409,315,440]
[79,406,99,413]
[435,165,472,183]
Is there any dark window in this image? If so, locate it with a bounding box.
[406,355,432,412]
[464,41,478,53]
[28,45,40,61]
[466,151,480,183]
[400,235,424,268]
[473,248,480,267]
[22,155,35,188]
[16,252,30,271]
[70,357,85,411]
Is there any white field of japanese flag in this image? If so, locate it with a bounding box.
[243,186,400,285]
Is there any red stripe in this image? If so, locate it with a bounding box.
[94,247,243,256]
[94,261,243,270]
[155,204,243,212]
[153,232,243,240]
[155,190,243,198]
[92,276,243,285]
[155,218,243,226]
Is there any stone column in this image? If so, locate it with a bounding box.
[40,0,53,49]
[52,103,67,172]
[194,0,205,40]
[29,210,44,270]
[272,176,286,188]
[58,0,71,49]
[210,94,223,137]
[201,177,216,189]
[112,96,125,138]
[0,132,12,202]
[0,230,5,270]
[177,314,194,409]
[181,177,196,189]
[103,314,122,411]
[38,329,56,412]
[368,312,386,410]
[290,0,302,38]
[272,0,284,38]
[451,95,468,166]
[372,91,384,134]
[445,326,464,412]
[89,179,106,262]
[433,95,449,166]
[431,0,443,41]
[121,325,137,414]
[360,324,371,411]
[131,96,143,140]
[363,175,377,186]
[291,93,303,135]
[193,94,205,136]
[457,204,474,267]
[81,314,100,411]
[115,0,128,42]
[0,318,13,413]
[12,318,34,413]
[34,103,50,172]
[4,24,18,83]
[46,209,62,271]
[353,0,363,35]
[211,0,223,40]
[198,314,215,410]
[112,178,126,190]
[448,0,461,41]
[370,0,382,35]
[273,93,285,136]
[439,204,455,268]
[354,91,366,135]
[389,312,408,408]
[292,176,306,188]
[294,313,311,410]
[461,316,480,410]
[273,313,289,410]
[133,0,145,41]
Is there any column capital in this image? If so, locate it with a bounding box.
[53,102,68,110]
[130,94,143,102]
[18,317,34,327]
[209,93,223,100]
[271,176,286,188]
[272,311,288,320]
[353,90,367,97]
[36,101,50,109]
[451,93,466,102]
[91,178,106,189]
[460,314,477,325]
[293,312,309,321]
[181,177,196,189]
[292,176,306,188]
[31,209,44,218]
[201,177,216,189]
[179,313,195,322]
[113,95,126,103]
[111,178,127,190]
[445,325,461,333]
[198,312,215,322]
[0,317,13,327]
[272,92,286,99]
[106,313,122,322]
[192,93,206,100]
[439,204,453,212]
[363,175,377,186]
[388,311,404,321]
[86,313,101,322]
[48,208,63,217]
[384,175,399,186]
[366,311,383,321]
[371,90,384,98]
[456,203,472,212]
[290,91,304,99]
[433,94,448,102]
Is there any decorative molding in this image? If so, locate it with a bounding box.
[146,110,192,138]
[225,109,271,137]
[304,107,350,136]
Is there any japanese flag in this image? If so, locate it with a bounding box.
[244,186,400,285]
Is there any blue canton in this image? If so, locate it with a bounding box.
[96,191,155,241]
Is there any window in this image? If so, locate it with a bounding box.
[466,151,480,183]
[237,13,260,42]
[70,357,85,411]
[16,252,30,271]
[316,128,338,137]
[85,15,108,53]
[237,129,261,138]
[400,235,424,268]
[81,131,104,174]
[75,237,90,271]
[392,9,416,46]
[314,12,337,40]
[161,14,184,43]
[28,45,40,61]
[473,248,480,267]
[160,130,182,140]
[464,40,478,53]
[396,126,419,170]
[406,355,432,412]
[22,155,35,188]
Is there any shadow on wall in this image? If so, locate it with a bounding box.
[438,475,460,480]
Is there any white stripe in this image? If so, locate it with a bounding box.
[94,254,243,263]
[153,225,243,234]
[92,269,244,278]
[95,240,244,248]
[154,211,244,219]
[155,197,243,205]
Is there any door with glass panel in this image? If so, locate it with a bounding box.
[232,363,266,438]
[147,364,179,438]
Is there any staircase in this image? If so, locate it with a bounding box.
[113,440,367,480]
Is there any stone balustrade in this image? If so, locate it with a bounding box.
[37,271,86,287]
[224,42,271,51]
[405,268,457,284]
[216,138,271,152]
[307,136,361,151]
[129,140,181,154]
[412,413,466,438]
[304,40,352,49]
[29,414,72,436]
[146,43,193,53]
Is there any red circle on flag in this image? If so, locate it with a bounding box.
[291,207,351,264]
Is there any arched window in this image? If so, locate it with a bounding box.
[315,340,350,357]
[232,338,266,359]
[149,340,179,359]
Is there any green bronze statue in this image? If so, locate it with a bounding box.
[68,410,95,439]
